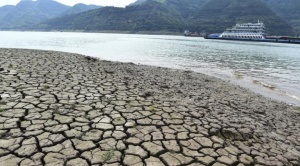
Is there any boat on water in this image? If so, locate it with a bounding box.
[184,30,206,37]
[204,20,300,44]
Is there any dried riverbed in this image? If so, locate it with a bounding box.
[0,48,299,166]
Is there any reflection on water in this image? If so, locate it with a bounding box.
[0,31,299,105]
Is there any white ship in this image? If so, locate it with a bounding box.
[219,20,266,39]
[205,20,300,44]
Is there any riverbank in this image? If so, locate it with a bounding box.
[0,30,183,36]
[0,48,299,165]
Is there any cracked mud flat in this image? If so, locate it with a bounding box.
[0,48,299,166]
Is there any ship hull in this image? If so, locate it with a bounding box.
[205,36,300,44]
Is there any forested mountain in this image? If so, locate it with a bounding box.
[60,3,101,16]
[0,5,14,20]
[130,0,208,18]
[0,0,298,35]
[129,0,147,6]
[0,0,101,30]
[188,0,294,35]
[262,0,300,35]
[0,0,70,29]
[39,1,184,32]
[38,0,295,35]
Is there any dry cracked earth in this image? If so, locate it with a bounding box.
[0,48,300,166]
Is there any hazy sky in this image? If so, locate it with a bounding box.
[0,0,137,7]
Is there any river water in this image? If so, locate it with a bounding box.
[0,31,299,106]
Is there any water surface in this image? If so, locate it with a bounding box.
[1,31,299,106]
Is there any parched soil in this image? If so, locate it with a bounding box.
[0,48,299,166]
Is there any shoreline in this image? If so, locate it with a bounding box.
[0,48,299,165]
[0,30,183,36]
[0,31,299,107]
[204,70,300,107]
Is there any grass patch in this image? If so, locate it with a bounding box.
[245,156,251,161]
[43,85,50,89]
[52,105,59,114]
[296,107,300,113]
[150,106,158,112]
[102,149,115,163]
[115,117,122,122]
[133,123,137,129]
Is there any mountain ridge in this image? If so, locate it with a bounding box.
[36,0,296,35]
[188,0,294,35]
[262,0,300,35]
[0,0,101,30]
[0,0,70,29]
[60,3,101,16]
[39,1,184,32]
[0,5,14,20]
[0,0,298,36]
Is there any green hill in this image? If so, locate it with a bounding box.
[163,0,208,18]
[0,0,70,30]
[188,0,294,36]
[262,0,300,35]
[38,1,184,32]
[129,0,147,6]
[37,0,295,35]
[2,0,297,36]
[130,0,208,18]
[0,0,102,30]
[0,5,14,20]
[60,3,101,16]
